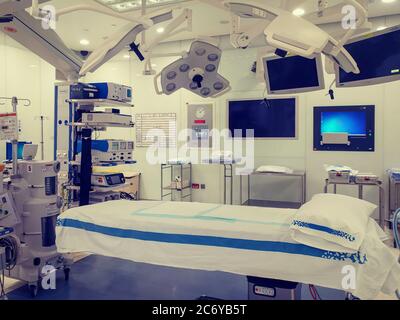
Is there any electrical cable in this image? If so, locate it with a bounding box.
[393,208,400,300]
[120,192,135,201]
[0,236,18,271]
[0,253,6,298]
[309,285,317,300]
[309,285,322,300]
[393,208,400,249]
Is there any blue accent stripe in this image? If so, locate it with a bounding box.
[58,218,366,264]
[292,220,356,242]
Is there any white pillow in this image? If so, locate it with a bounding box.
[256,165,294,174]
[290,193,377,253]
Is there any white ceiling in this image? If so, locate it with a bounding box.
[48,0,400,51]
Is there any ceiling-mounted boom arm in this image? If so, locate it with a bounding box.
[79,10,173,76]
[204,0,363,74]
[0,10,83,81]
[0,0,174,80]
[0,0,49,15]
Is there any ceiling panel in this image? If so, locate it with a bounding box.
[46,0,400,51]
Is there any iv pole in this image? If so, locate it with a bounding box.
[35,115,48,160]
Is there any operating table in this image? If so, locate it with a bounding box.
[56,200,400,300]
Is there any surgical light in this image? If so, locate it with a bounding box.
[154,41,230,98]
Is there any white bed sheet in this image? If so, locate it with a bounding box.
[56,200,400,300]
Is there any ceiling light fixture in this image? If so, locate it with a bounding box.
[157,27,165,33]
[95,0,190,13]
[292,8,305,16]
[80,39,90,46]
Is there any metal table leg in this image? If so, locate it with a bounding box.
[170,165,173,201]
[379,186,385,228]
[223,165,227,205]
[248,174,251,206]
[160,165,163,200]
[224,164,233,205]
[324,179,329,194]
[240,174,242,205]
[230,164,233,205]
[358,185,363,199]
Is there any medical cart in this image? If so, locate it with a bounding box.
[56,95,135,207]
[324,178,385,228]
[161,163,192,202]
[241,170,306,209]
[389,174,400,224]
[200,160,240,205]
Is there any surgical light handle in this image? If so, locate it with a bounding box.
[153,72,164,95]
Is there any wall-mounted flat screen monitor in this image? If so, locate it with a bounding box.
[228,98,297,138]
[264,54,325,94]
[336,25,400,87]
[314,105,375,152]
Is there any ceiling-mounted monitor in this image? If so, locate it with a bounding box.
[263,54,325,94]
[336,25,400,87]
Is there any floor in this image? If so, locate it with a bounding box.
[5,254,394,300]
[6,255,248,300]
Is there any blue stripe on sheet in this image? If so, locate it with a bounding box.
[292,220,356,242]
[57,218,367,264]
[131,211,291,227]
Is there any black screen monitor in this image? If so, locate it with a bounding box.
[264,54,325,94]
[336,25,400,87]
[228,98,297,138]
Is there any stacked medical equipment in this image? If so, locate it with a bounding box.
[54,82,135,208]
[94,82,132,103]
[0,97,70,297]
[76,140,134,164]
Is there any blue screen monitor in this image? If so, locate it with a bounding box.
[264,54,325,94]
[228,98,297,138]
[321,111,367,136]
[314,106,375,152]
[336,25,400,87]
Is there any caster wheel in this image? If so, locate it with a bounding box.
[28,284,38,298]
[64,268,70,281]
